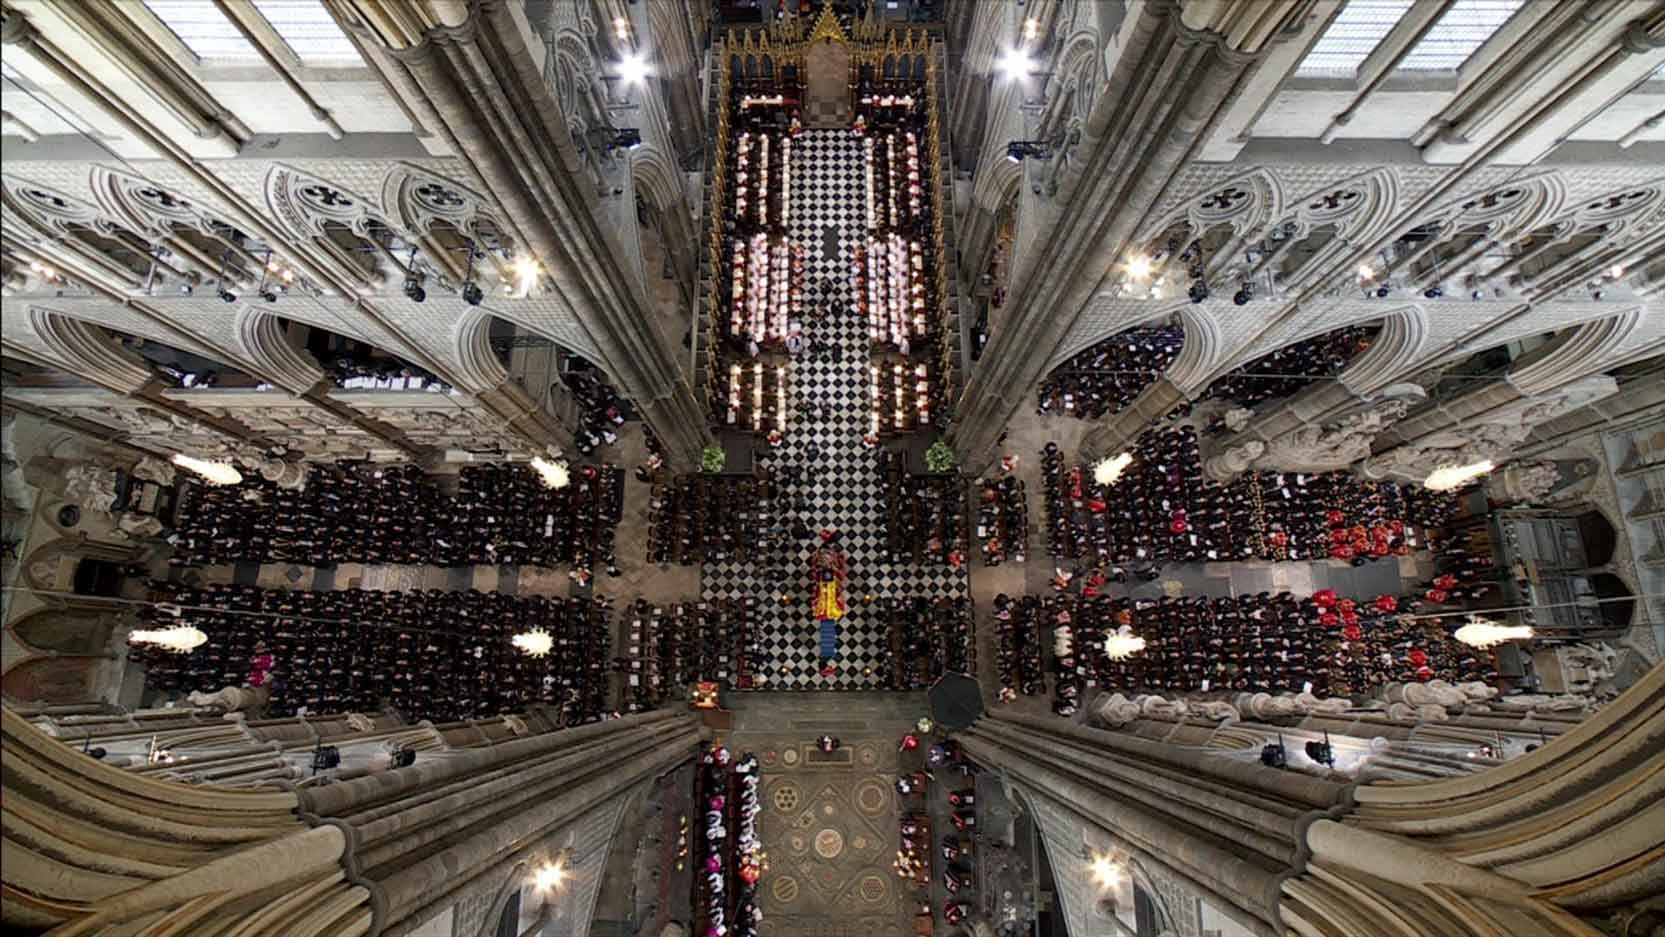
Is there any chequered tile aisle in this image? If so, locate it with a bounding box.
[702,130,970,690]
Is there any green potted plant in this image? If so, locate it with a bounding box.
[701,445,726,474]
[924,439,956,475]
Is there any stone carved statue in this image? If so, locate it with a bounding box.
[1455,681,1499,701]
[186,684,269,712]
[1203,439,1263,482]
[1223,407,1254,433]
[256,459,308,491]
[1259,398,1411,472]
[1236,692,1298,719]
[1490,693,1591,713]
[1289,691,1349,715]
[131,455,177,485]
[1190,700,1241,722]
[1092,692,1142,726]
[116,514,165,539]
[1491,460,1562,504]
[1387,702,1450,722]
[62,464,119,514]
[1136,694,1190,718]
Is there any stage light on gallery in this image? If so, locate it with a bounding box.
[619,53,650,85]
[1124,254,1152,280]
[129,625,208,653]
[217,288,237,304]
[1453,617,1534,649]
[1093,451,1133,486]
[172,453,243,486]
[511,257,542,297]
[461,280,484,306]
[403,276,426,303]
[530,456,570,490]
[1423,459,1494,492]
[1357,264,1374,280]
[1089,853,1122,888]
[533,858,568,892]
[996,47,1032,82]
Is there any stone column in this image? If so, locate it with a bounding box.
[962,662,1665,937]
[1,704,703,935]
[949,3,1309,471]
[1078,378,1190,465]
[334,0,714,471]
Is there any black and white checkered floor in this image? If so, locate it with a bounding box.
[702,130,970,690]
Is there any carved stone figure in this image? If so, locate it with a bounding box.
[186,685,270,712]
[62,464,119,514]
[1190,700,1241,722]
[1092,692,1142,726]
[1491,460,1562,504]
[1203,439,1263,482]
[1288,691,1349,715]
[1136,694,1189,718]
[1235,691,1297,719]
[1222,407,1254,433]
[256,459,309,491]
[117,514,165,538]
[1260,398,1410,472]
[131,455,177,485]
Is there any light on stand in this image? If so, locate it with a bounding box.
[1423,459,1494,492]
[618,53,650,85]
[1453,617,1535,649]
[529,456,570,490]
[1093,451,1133,486]
[171,453,243,486]
[513,629,555,657]
[129,625,208,653]
[996,47,1033,82]
[1103,626,1146,661]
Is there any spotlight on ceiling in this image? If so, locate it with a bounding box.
[403,277,426,303]
[217,288,237,304]
[996,47,1033,82]
[1187,279,1209,304]
[1423,286,1443,299]
[461,281,484,306]
[618,53,650,85]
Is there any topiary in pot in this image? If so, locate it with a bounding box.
[925,439,957,474]
[701,445,726,473]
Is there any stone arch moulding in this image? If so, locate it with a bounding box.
[1337,305,1430,396]
[1396,170,1568,245]
[0,175,107,238]
[263,164,387,241]
[628,144,684,214]
[1273,167,1404,289]
[1044,300,1189,371]
[452,307,512,394]
[26,308,155,394]
[1506,308,1644,396]
[233,307,326,394]
[1166,306,1225,395]
[379,162,497,239]
[971,143,1023,215]
[1135,167,1284,248]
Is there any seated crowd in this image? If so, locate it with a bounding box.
[617,598,760,710]
[1042,429,1459,565]
[975,474,1028,567]
[171,463,624,579]
[885,596,976,688]
[1018,591,1498,715]
[880,451,970,568]
[1037,324,1375,421]
[565,365,632,456]
[135,581,611,724]
[648,472,782,566]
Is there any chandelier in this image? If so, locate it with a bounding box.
[1093,452,1134,487]
[529,457,570,490]
[1453,617,1534,650]
[129,625,208,653]
[512,629,554,657]
[1103,626,1146,661]
[171,453,243,486]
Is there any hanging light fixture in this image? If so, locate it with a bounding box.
[512,629,554,657]
[1103,626,1146,661]
[129,625,208,653]
[171,453,243,486]
[529,456,570,490]
[1093,451,1134,487]
[1453,617,1534,650]
[1424,459,1495,492]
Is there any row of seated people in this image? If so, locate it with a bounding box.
[976,475,1028,567]
[615,598,760,710]
[134,581,611,725]
[885,596,976,688]
[1041,428,1459,565]
[695,745,761,937]
[1044,592,1498,716]
[991,594,1047,698]
[325,355,451,393]
[1036,324,1375,421]
[648,472,781,566]
[879,451,970,567]
[171,462,624,573]
[564,365,632,456]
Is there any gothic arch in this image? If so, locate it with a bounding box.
[453,307,512,393]
[1506,309,1645,395]
[629,145,683,214]
[1135,167,1284,249]
[234,308,327,394]
[1270,168,1402,291]
[1166,306,1224,394]
[1337,307,1430,395]
[1,176,105,237]
[971,144,1023,214]
[379,163,496,239]
[26,309,155,393]
[10,607,119,657]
